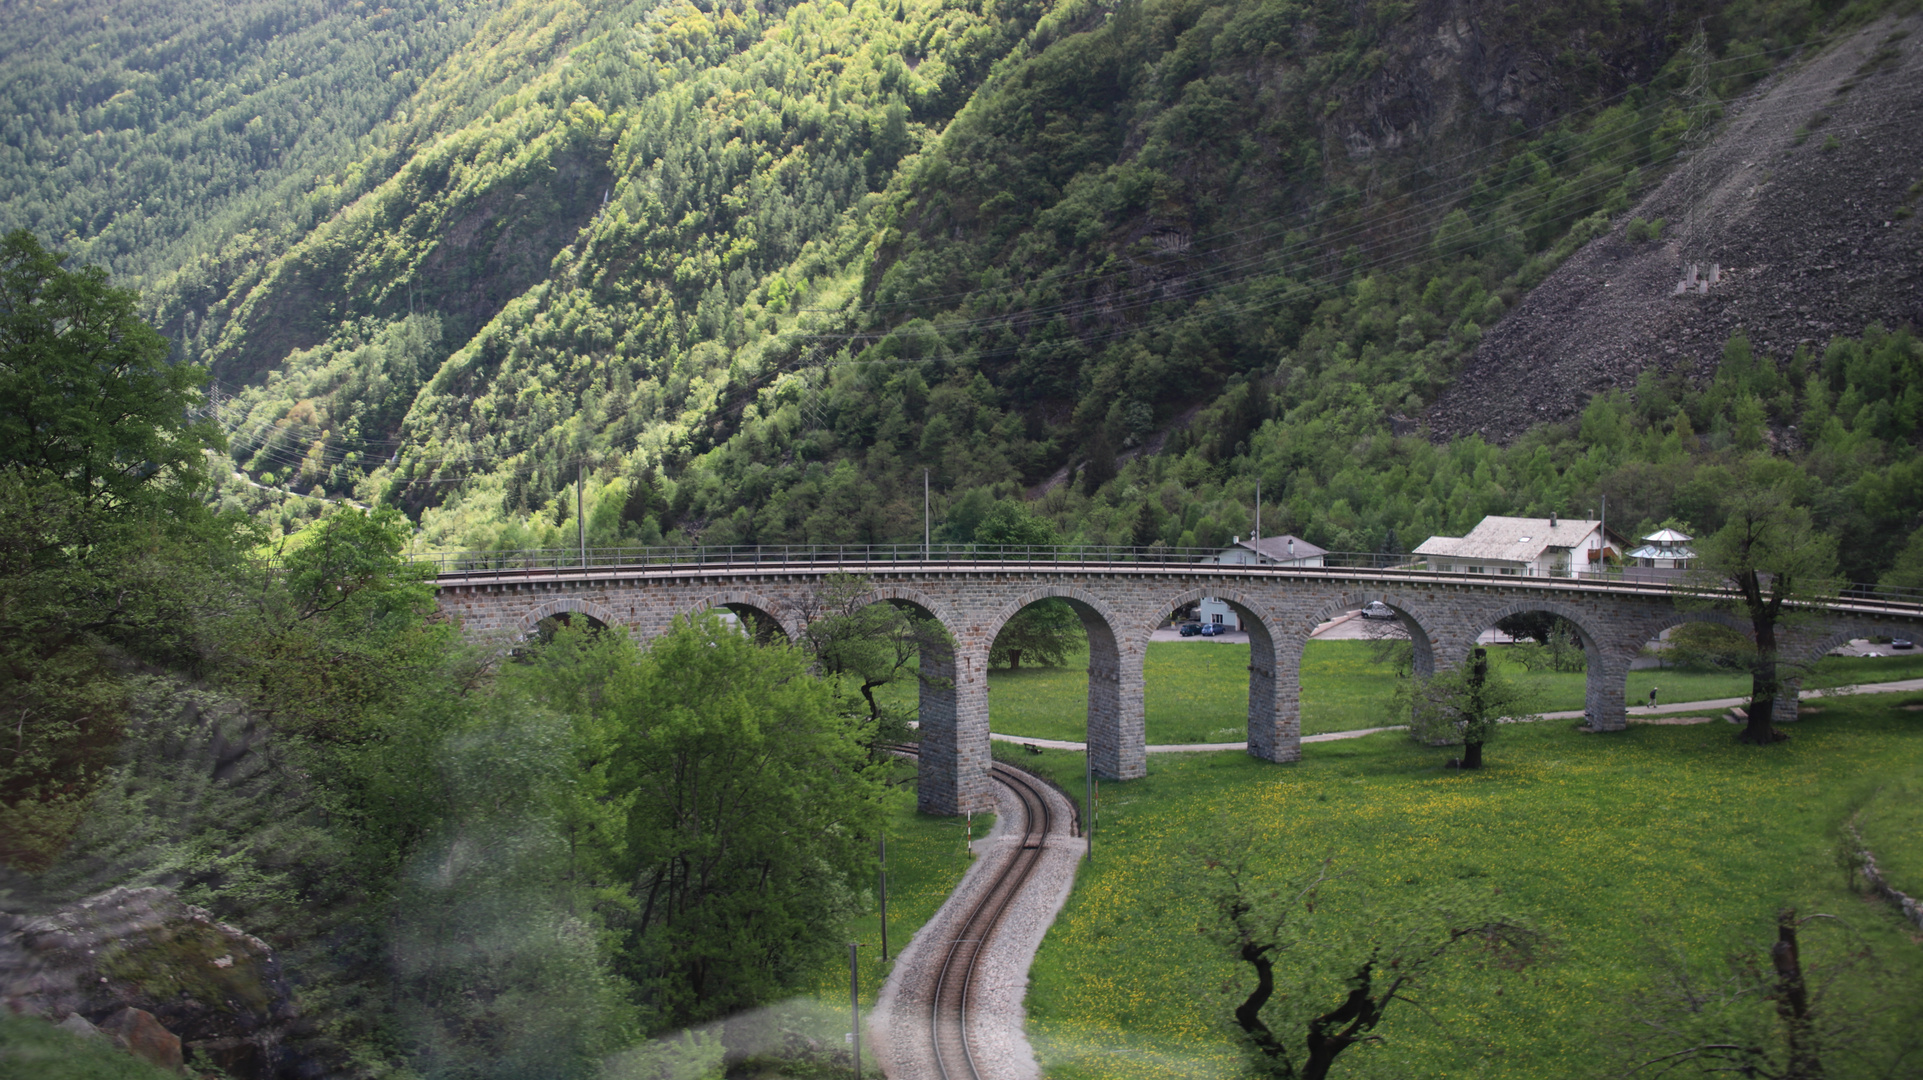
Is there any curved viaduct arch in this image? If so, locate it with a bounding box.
[982,585,1141,780]
[1299,591,1443,679]
[680,590,802,642]
[1155,585,1301,762]
[1617,609,1769,725]
[846,584,980,816]
[518,597,621,638]
[1473,597,1624,729]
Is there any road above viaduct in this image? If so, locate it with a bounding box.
[430,548,1923,815]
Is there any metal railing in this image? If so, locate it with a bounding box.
[411,544,1923,615]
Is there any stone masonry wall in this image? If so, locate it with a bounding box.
[438,567,1922,816]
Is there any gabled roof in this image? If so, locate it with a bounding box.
[1413,516,1628,564]
[1237,534,1327,561]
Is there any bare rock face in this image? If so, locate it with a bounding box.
[0,886,297,1079]
[1426,14,1923,444]
[101,1006,187,1074]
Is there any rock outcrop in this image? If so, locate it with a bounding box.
[0,886,298,1079]
[1426,14,1923,444]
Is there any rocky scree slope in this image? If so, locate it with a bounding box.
[1428,13,1923,444]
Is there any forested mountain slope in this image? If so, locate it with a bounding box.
[6,0,1920,582]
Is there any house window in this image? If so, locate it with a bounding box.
[1499,567,1517,575]
[1469,565,1486,574]
[1212,613,1223,624]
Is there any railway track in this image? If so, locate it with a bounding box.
[888,748,1062,1080]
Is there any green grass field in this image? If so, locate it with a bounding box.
[1854,762,1923,900]
[968,640,1923,745]
[986,696,1923,1079]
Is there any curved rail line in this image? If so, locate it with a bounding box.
[892,747,1057,1080]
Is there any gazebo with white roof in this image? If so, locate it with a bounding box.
[1626,528,1695,568]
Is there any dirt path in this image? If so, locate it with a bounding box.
[990,677,1923,753]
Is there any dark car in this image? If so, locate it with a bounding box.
[1359,601,1397,621]
[1177,622,1202,636]
[1199,622,1227,636]
[1894,638,1915,650]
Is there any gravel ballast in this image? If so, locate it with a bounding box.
[870,769,1083,1080]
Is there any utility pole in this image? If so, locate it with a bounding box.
[1255,479,1261,545]
[577,458,586,567]
[847,943,863,1079]
[1085,749,1094,861]
[924,469,930,559]
[878,834,889,962]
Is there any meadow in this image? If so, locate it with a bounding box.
[992,696,1923,1079]
[971,639,1923,745]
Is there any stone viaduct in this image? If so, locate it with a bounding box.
[432,556,1923,816]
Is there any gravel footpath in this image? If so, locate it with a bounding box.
[870,771,1083,1080]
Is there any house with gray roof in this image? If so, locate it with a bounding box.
[1197,534,1326,628]
[1413,515,1629,578]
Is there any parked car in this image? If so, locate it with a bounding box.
[1199,622,1227,636]
[1893,638,1915,650]
[1359,601,1397,621]
[1177,622,1202,636]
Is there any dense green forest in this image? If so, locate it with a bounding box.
[46,0,1885,592]
[0,229,909,1079]
[8,0,1914,581]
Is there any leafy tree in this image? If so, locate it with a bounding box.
[219,506,443,744]
[1406,648,1543,770]
[990,598,1082,670]
[604,613,890,1029]
[799,572,949,734]
[973,499,1060,552]
[0,235,236,868]
[1605,909,1919,1080]
[1684,463,1839,745]
[0,230,219,514]
[1202,851,1542,1080]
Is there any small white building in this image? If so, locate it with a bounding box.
[1626,528,1695,569]
[1197,534,1326,629]
[1413,515,1628,577]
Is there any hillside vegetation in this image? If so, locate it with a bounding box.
[4,0,1920,579]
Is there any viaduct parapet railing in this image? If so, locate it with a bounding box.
[425,545,1923,816]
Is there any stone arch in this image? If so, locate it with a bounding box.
[983,585,1140,780]
[1468,598,1624,730]
[1151,586,1297,763]
[683,590,799,642]
[519,596,620,638]
[1300,591,1441,680]
[851,583,966,633]
[829,584,981,818]
[1616,608,1759,726]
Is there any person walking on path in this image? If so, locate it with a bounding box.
[1648,686,1659,709]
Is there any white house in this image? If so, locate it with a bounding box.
[1413,515,1628,577]
[1197,534,1327,629]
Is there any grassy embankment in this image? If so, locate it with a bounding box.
[777,761,988,1071]
[1854,765,1923,899]
[993,695,1923,1079]
[969,640,1923,745]
[0,1012,181,1080]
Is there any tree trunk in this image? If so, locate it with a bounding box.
[1738,569,1788,745]
[1008,649,1021,671]
[1459,739,1484,770]
[1771,910,1825,1080]
[1743,626,1782,745]
[1232,944,1292,1070]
